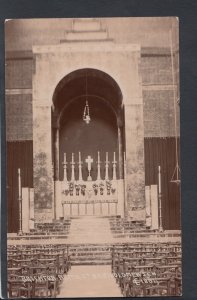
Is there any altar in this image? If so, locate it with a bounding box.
[54,151,125,217]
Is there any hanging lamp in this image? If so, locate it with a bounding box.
[83,71,91,124]
[169,26,181,185]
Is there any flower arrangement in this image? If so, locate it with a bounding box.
[69,182,74,195]
[75,184,81,196]
[99,182,104,195]
[62,189,69,196]
[92,183,98,195]
[81,185,86,196]
[111,188,116,194]
[106,180,112,195]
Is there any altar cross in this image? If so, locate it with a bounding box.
[85,155,93,181]
[85,155,93,170]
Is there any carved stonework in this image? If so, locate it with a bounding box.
[34,152,53,209]
[34,209,53,223]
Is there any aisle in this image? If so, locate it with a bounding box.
[58,265,122,297]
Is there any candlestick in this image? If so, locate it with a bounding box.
[112,152,117,180]
[79,152,81,163]
[98,151,100,163]
[71,153,75,181]
[97,151,101,180]
[105,152,109,180]
[158,165,161,194]
[18,168,22,198]
[63,153,68,181]
[106,152,108,163]
[78,152,83,181]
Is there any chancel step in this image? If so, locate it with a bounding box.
[73,19,103,31]
[66,31,109,41]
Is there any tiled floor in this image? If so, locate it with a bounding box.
[58,265,122,297]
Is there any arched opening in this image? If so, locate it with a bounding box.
[52,68,125,182]
[51,68,125,217]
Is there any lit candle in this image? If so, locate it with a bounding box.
[106,152,108,163]
[64,153,67,164]
[158,165,161,194]
[71,153,74,163]
[112,152,117,180]
[97,152,101,180]
[105,152,109,180]
[18,168,21,198]
[78,152,82,181]
[98,151,100,164]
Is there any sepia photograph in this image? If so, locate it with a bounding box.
[5,17,181,297]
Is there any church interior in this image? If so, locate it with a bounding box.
[5,17,181,297]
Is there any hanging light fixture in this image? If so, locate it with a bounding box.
[169,26,180,185]
[83,71,91,124]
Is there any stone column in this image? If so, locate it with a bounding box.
[53,126,60,219]
[124,103,145,221]
[33,104,54,222]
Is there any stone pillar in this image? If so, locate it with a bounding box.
[150,185,159,230]
[22,188,30,233]
[145,186,151,227]
[29,188,34,229]
[54,126,60,219]
[124,103,145,221]
[54,127,60,181]
[33,104,54,222]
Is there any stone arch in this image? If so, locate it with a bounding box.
[52,68,125,181]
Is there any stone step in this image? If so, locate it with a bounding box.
[66,30,108,41]
[72,19,102,31]
[68,242,112,265]
[71,255,110,260]
[71,260,111,266]
[70,252,111,256]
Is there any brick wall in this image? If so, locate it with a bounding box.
[6,94,33,140]
[141,55,173,85]
[5,48,179,141]
[6,58,33,89]
[143,89,179,137]
[141,50,180,137]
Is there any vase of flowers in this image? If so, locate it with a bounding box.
[75,184,80,196]
[81,185,86,196]
[99,182,104,195]
[111,188,116,195]
[69,182,74,196]
[106,180,112,195]
[92,183,98,195]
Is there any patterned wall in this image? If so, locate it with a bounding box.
[5,49,179,141]
[6,94,32,141]
[7,138,180,232]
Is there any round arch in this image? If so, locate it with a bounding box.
[52,68,124,127]
[52,68,125,181]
